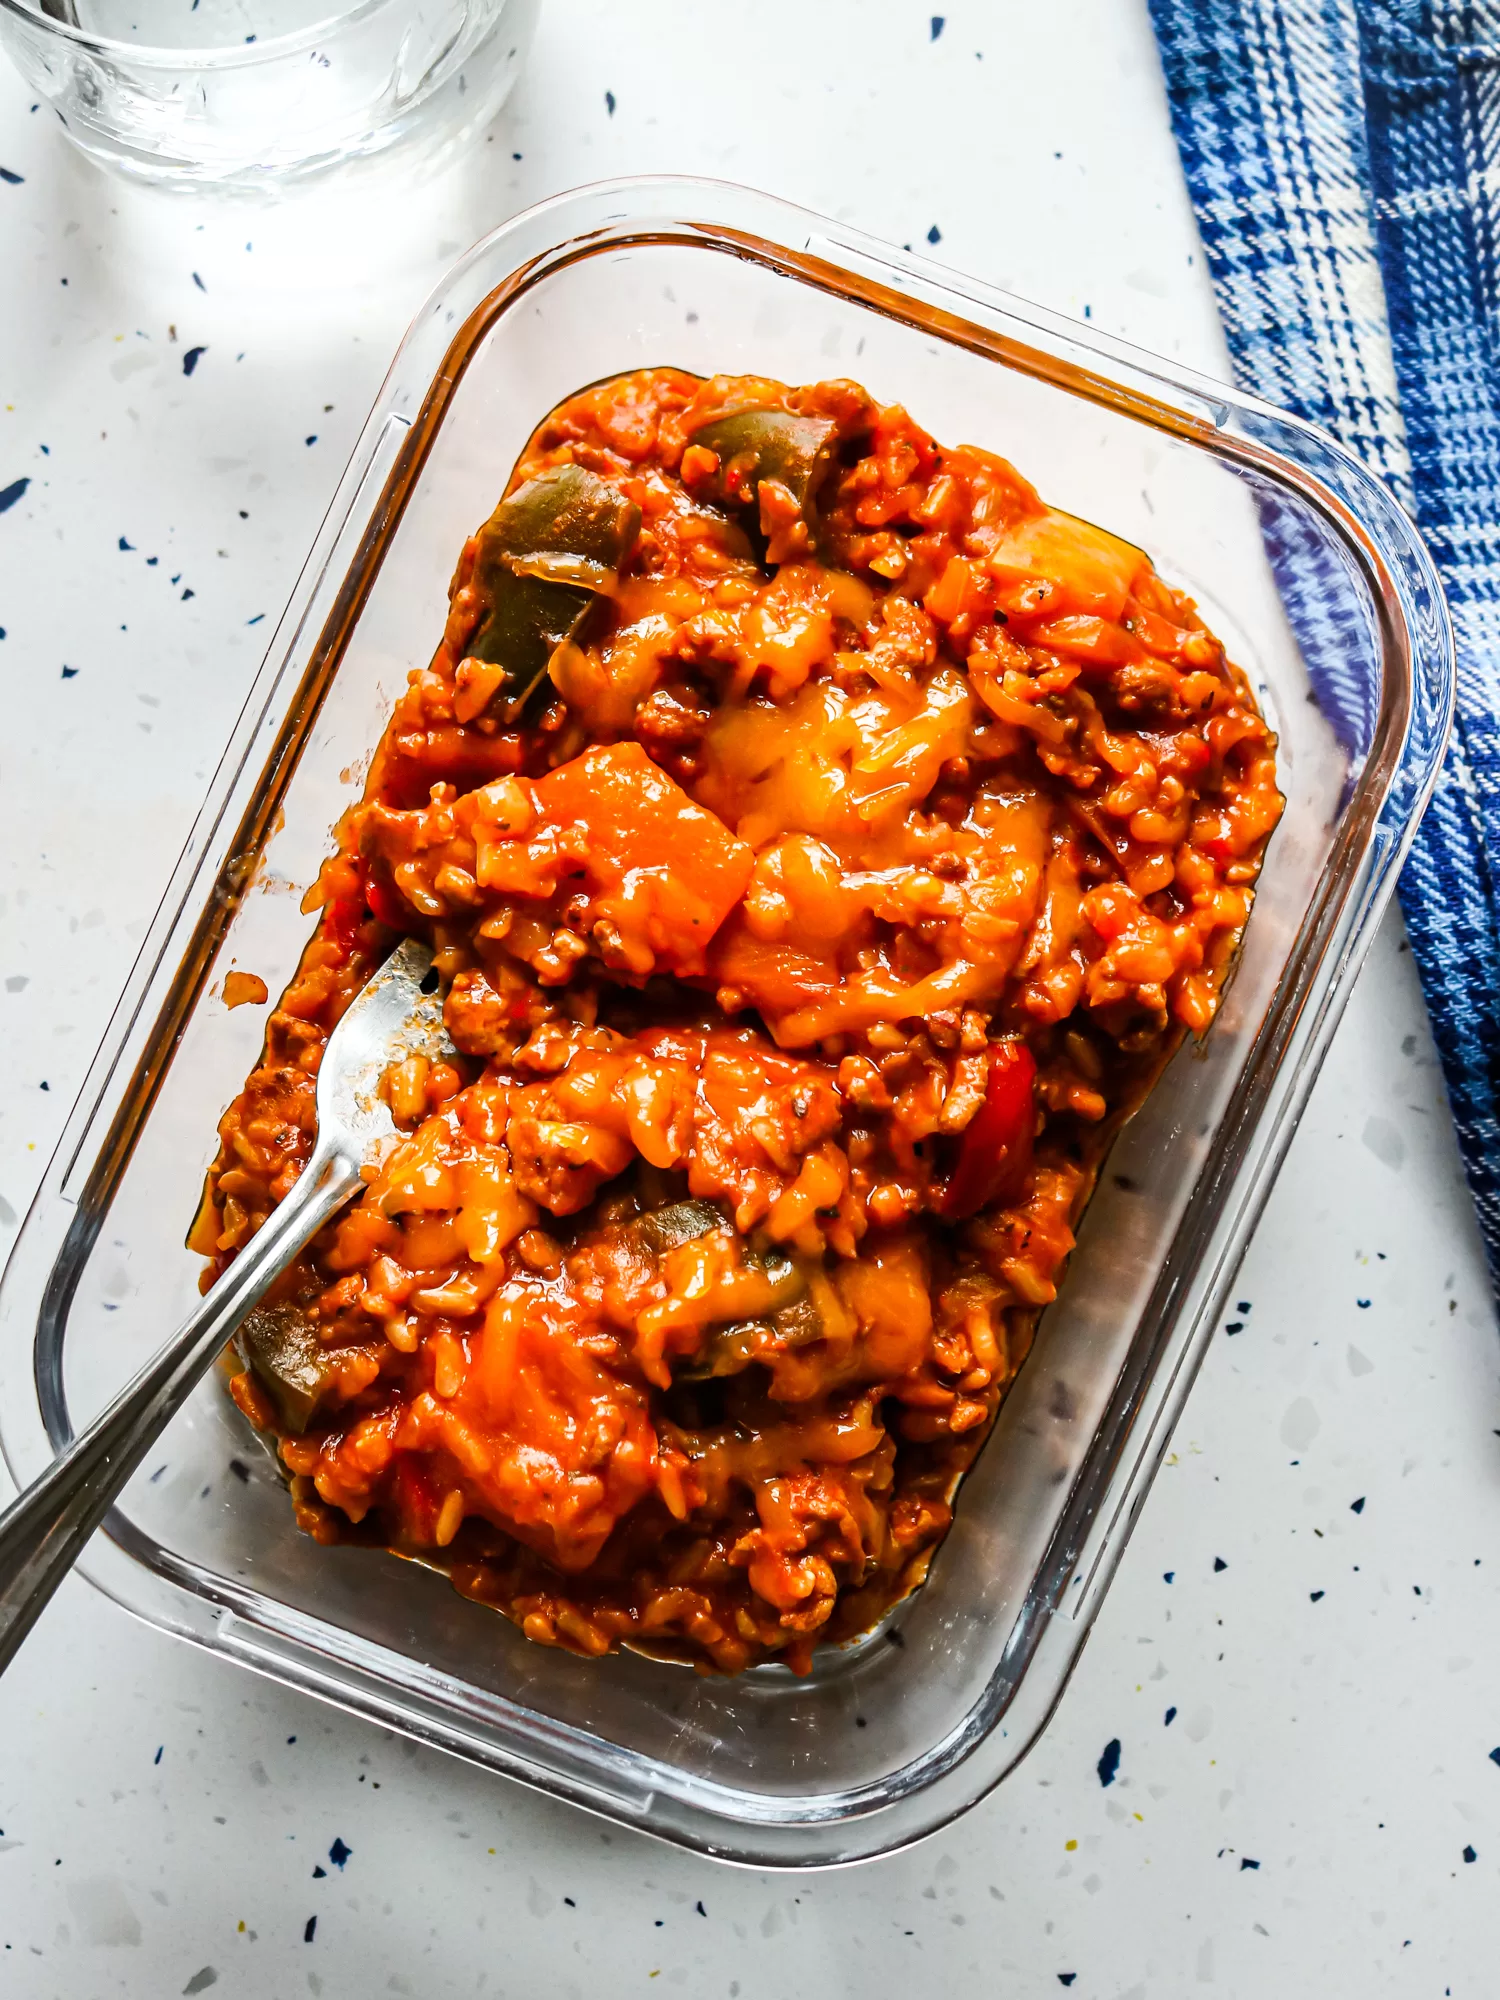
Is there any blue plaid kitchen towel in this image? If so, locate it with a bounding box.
[1148,0,1500,1274]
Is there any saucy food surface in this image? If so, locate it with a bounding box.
[194,369,1282,1674]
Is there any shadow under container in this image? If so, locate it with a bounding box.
[0,178,1452,1865]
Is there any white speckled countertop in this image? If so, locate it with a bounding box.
[1,3,1498,1994]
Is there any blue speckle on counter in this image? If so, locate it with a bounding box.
[1225,1320,1244,1335]
[303,1916,316,1942]
[1057,1980,1076,1990]
[182,346,206,376]
[0,476,31,514]
[1464,1845,1478,1863]
[1351,1496,1366,1513]
[1163,1570,1174,1583]
[931,15,945,37]
[1214,1556,1228,1572]
[1241,1857,1260,1870]
[1238,1299,1251,1313]
[118,535,134,550]
[1311,1590,1325,1601]
[38,443,48,455]
[695,1900,706,1917]
[1357,1297,1371,1308]
[61,665,77,679]
[605,90,616,115]
[0,167,22,184]
[312,1865,326,1879]
[564,1896,576,1907]
[1489,1746,1500,1767]
[328,1838,351,1869]
[305,436,317,446]
[1164,1705,1177,1726]
[192,271,206,291]
[153,1746,163,1765]
[182,588,194,601]
[1097,1738,1121,1787]
[146,555,158,566]
[927,225,942,244]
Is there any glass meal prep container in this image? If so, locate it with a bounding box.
[0,178,1452,1867]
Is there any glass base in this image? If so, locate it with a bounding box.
[0,0,538,194]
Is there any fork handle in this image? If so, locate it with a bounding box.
[0,1143,363,1675]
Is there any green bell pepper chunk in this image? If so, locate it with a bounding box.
[676,1244,823,1381]
[616,1195,825,1380]
[624,1197,728,1260]
[678,1289,826,1382]
[689,409,841,531]
[238,1301,335,1434]
[467,464,641,721]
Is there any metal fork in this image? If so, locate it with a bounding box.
[0,937,448,1675]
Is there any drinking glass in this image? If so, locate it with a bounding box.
[0,0,539,191]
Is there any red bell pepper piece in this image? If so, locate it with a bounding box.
[941,1040,1037,1220]
[324,891,368,952]
[362,864,410,933]
[390,1456,439,1545]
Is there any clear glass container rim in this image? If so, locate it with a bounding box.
[0,0,402,69]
